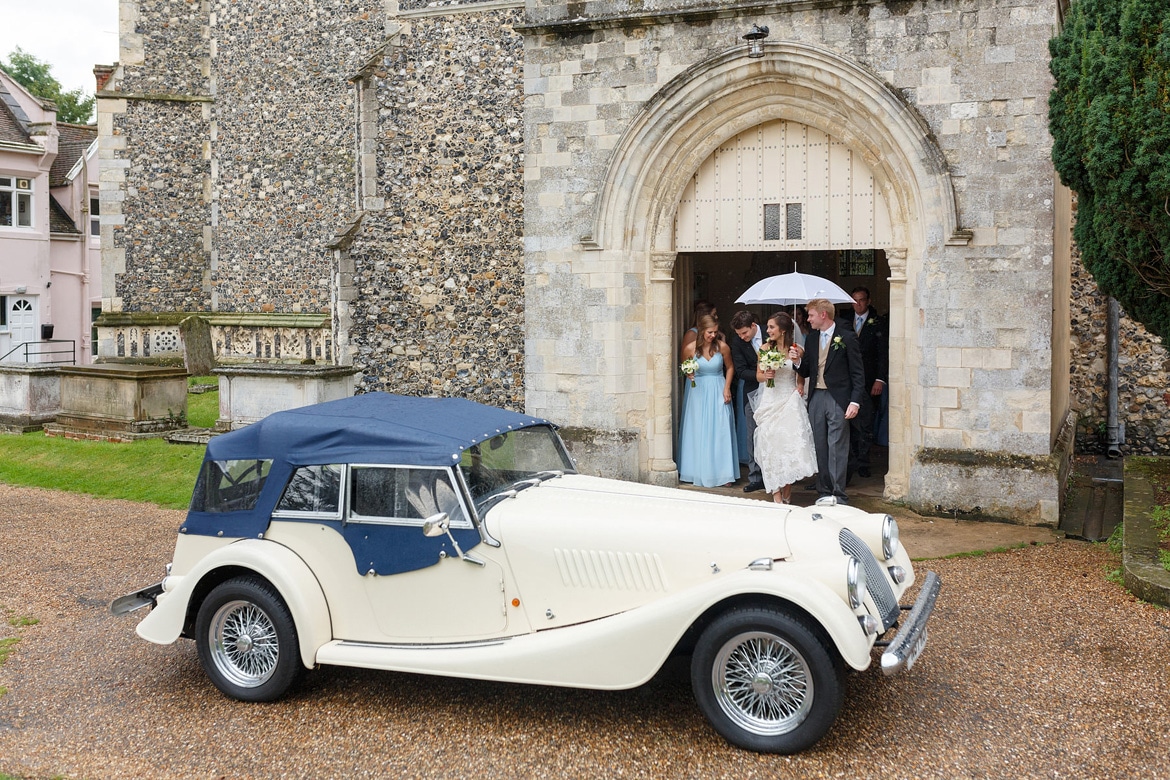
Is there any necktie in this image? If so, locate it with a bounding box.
[855,315,864,334]
[820,331,829,351]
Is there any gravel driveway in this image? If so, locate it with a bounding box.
[1,483,1168,779]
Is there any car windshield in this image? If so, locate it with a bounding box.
[457,424,575,513]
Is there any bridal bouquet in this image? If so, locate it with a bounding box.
[758,349,787,387]
[680,357,699,387]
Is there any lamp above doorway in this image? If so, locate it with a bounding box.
[743,25,769,58]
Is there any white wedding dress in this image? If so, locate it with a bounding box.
[752,366,818,495]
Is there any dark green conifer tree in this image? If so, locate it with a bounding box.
[1049,0,1170,345]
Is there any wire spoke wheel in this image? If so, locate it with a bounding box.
[713,630,813,735]
[692,607,843,753]
[195,576,303,702]
[209,599,281,688]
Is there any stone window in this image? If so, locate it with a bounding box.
[0,176,34,229]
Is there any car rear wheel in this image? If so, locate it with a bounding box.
[690,606,844,753]
[195,576,303,702]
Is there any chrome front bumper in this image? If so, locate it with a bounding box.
[880,570,941,675]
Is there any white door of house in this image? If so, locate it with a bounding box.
[7,297,37,360]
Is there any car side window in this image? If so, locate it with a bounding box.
[275,464,342,515]
[349,466,468,526]
[190,459,273,513]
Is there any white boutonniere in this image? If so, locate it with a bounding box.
[831,336,844,351]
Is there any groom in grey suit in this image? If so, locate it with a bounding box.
[789,298,866,504]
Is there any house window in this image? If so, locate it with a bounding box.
[89,196,100,237]
[0,297,6,329]
[0,176,34,228]
[92,306,101,356]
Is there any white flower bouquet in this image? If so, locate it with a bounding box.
[758,349,787,387]
[680,358,699,387]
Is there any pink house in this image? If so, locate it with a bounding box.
[0,69,101,365]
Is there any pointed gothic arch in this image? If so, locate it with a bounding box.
[588,41,965,498]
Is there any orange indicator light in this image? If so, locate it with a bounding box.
[511,598,521,607]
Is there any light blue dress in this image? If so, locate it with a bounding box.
[678,352,740,487]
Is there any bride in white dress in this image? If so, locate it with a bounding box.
[753,312,818,504]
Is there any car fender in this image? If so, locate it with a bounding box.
[690,565,874,670]
[136,539,332,670]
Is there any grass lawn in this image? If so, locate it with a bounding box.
[0,378,218,510]
[0,433,204,509]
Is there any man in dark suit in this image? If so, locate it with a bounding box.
[730,310,765,492]
[848,287,887,478]
[789,297,866,504]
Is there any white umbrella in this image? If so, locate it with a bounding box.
[735,271,853,306]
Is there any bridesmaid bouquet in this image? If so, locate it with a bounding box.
[758,349,787,387]
[680,358,699,387]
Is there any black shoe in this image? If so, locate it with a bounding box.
[857,466,871,478]
[743,481,765,493]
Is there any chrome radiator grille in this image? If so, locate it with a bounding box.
[839,528,900,630]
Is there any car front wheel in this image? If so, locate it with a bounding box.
[195,576,304,702]
[690,606,844,753]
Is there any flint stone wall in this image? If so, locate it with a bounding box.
[1069,244,1170,456]
[104,0,383,322]
[346,7,526,408]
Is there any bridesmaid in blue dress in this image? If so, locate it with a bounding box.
[678,315,740,487]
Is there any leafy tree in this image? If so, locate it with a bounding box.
[1049,0,1170,345]
[0,47,95,124]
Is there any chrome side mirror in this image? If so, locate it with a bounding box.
[421,512,486,567]
[422,512,450,538]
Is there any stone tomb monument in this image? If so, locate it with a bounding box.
[43,364,189,442]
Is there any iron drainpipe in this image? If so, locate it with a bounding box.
[1105,297,1122,458]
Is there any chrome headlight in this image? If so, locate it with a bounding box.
[881,514,900,560]
[846,556,867,609]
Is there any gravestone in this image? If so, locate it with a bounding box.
[180,315,215,376]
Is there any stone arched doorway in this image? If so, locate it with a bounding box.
[589,41,965,501]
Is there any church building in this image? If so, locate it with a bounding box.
[96,0,1154,524]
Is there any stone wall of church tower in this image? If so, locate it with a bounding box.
[100,0,382,351]
[346,7,527,406]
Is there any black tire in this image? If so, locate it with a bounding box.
[690,606,844,753]
[194,576,304,702]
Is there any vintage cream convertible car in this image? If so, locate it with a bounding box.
[113,393,940,753]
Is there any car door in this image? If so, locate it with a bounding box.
[268,463,509,643]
